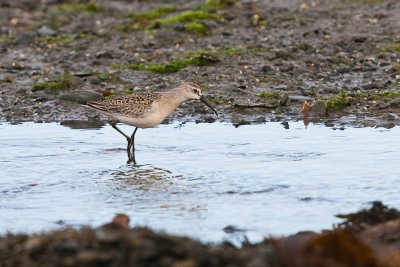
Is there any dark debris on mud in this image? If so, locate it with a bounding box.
[336,201,400,232]
[0,0,399,127]
[1,202,400,267]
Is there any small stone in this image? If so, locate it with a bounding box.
[31,90,53,101]
[262,65,273,73]
[279,93,289,106]
[68,76,84,89]
[337,66,350,74]
[112,214,130,228]
[2,74,16,82]
[363,83,379,90]
[280,64,293,72]
[59,91,103,103]
[73,72,93,78]
[16,33,35,45]
[11,63,25,70]
[392,63,400,73]
[352,36,367,43]
[16,88,29,95]
[37,26,57,36]
[310,100,327,113]
[222,31,233,36]
[95,51,114,59]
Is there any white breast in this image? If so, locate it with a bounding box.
[113,100,180,128]
[114,113,163,128]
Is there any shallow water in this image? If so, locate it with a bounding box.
[0,121,399,242]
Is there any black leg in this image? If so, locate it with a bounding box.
[127,140,134,163]
[128,127,139,164]
[110,121,135,163]
[131,127,139,152]
[110,122,131,141]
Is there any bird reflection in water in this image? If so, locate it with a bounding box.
[109,164,178,193]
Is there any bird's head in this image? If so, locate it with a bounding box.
[181,82,218,116]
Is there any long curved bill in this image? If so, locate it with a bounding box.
[200,95,218,116]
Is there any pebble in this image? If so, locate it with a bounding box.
[2,75,16,82]
[37,26,57,36]
[31,90,52,101]
[363,83,380,90]
[262,65,273,73]
[95,51,114,59]
[16,33,35,46]
[310,100,327,113]
[279,93,289,106]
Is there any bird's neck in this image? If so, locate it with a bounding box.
[156,89,189,118]
[165,88,189,105]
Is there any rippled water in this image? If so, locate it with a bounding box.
[0,121,399,242]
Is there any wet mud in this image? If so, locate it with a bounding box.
[0,0,399,127]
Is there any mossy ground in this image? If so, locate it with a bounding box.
[0,34,14,44]
[127,5,176,21]
[382,42,400,52]
[112,47,266,74]
[325,91,354,110]
[112,53,217,74]
[202,0,237,10]
[155,10,221,25]
[323,89,400,111]
[38,35,75,45]
[119,2,222,33]
[52,1,104,13]
[184,22,209,35]
[33,73,75,92]
[256,91,280,98]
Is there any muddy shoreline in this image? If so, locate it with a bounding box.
[1,202,400,267]
[1,0,399,127]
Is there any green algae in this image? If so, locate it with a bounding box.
[53,1,104,13]
[256,91,279,98]
[202,0,237,10]
[0,35,14,44]
[127,5,176,21]
[382,42,400,53]
[33,73,75,92]
[155,10,221,25]
[184,22,208,35]
[39,35,75,45]
[115,52,218,74]
[112,47,266,74]
[377,90,400,98]
[325,91,354,109]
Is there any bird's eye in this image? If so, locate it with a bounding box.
[193,89,198,94]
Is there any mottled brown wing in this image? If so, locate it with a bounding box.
[86,92,162,117]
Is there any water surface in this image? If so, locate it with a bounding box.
[0,121,399,242]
